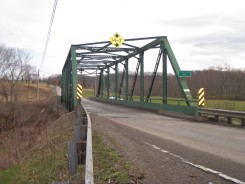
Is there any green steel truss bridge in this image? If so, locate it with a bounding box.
[61,36,198,115]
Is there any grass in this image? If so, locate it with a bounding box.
[112,94,245,111]
[20,82,51,101]
[0,82,51,102]
[83,89,95,98]
[0,112,80,184]
[205,99,245,111]
[93,130,130,184]
[0,147,70,184]
[0,83,85,183]
[0,165,20,184]
[86,88,244,111]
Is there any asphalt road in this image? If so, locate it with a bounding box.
[82,99,245,183]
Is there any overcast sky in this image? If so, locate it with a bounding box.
[0,0,244,77]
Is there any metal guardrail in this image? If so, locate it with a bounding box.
[199,108,245,126]
[84,106,94,184]
[53,103,94,184]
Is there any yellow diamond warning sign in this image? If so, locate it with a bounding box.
[109,33,124,48]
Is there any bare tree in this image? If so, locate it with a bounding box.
[0,45,31,103]
[0,44,10,102]
[0,44,9,78]
[22,64,37,85]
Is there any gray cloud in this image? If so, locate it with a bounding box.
[164,10,245,67]
[179,33,245,57]
[156,9,245,29]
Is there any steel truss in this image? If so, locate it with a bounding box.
[61,36,197,115]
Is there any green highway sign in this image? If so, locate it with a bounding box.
[178,70,192,77]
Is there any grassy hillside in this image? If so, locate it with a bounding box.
[0,112,80,184]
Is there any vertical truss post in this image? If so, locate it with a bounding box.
[62,52,71,111]
[140,52,144,102]
[162,47,167,104]
[67,58,72,111]
[94,69,97,97]
[163,37,192,106]
[118,68,125,98]
[102,70,106,98]
[125,59,129,100]
[97,69,103,97]
[146,48,163,102]
[107,67,110,98]
[61,66,65,105]
[67,52,72,111]
[63,65,68,108]
[71,46,78,110]
[115,63,118,100]
[101,69,104,97]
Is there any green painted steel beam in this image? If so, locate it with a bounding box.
[130,59,140,99]
[119,68,125,97]
[125,59,129,101]
[72,36,166,48]
[107,67,110,98]
[75,46,136,52]
[77,54,122,59]
[140,52,144,102]
[115,64,118,99]
[97,69,102,97]
[71,47,78,110]
[68,57,72,111]
[95,97,198,116]
[107,38,162,68]
[100,69,105,98]
[146,48,163,102]
[77,60,114,63]
[163,37,193,106]
[162,48,167,104]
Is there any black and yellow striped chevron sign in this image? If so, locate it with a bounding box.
[198,88,205,107]
[77,84,83,99]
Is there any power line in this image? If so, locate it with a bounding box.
[39,0,59,72]
[37,0,58,102]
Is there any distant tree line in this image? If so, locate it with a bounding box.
[78,66,245,100]
[42,74,61,86]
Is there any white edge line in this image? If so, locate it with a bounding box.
[145,142,245,184]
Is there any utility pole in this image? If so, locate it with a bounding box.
[36,70,39,102]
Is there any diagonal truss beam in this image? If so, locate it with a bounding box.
[130,59,140,99]
[146,47,163,102]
